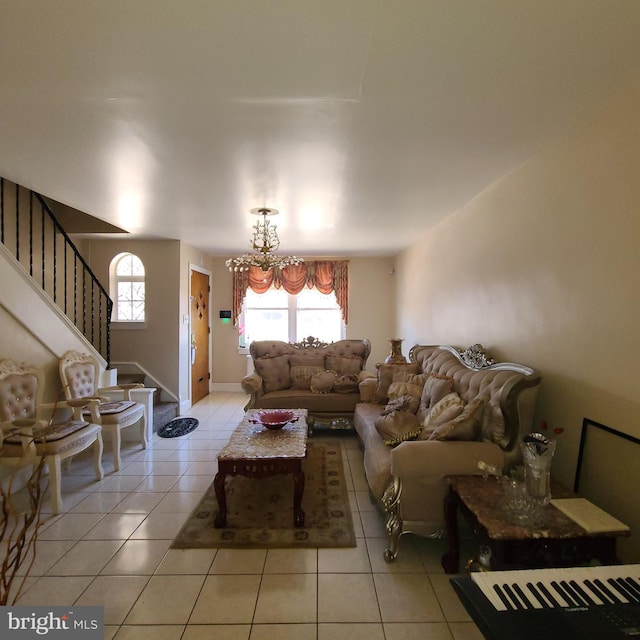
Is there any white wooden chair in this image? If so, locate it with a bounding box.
[0,358,104,514]
[58,350,147,471]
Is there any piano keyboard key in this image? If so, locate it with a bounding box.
[471,565,640,612]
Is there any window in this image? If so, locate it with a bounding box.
[110,252,145,322]
[240,287,345,348]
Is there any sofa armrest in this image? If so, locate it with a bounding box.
[241,372,263,395]
[358,376,378,402]
[241,372,264,410]
[391,440,505,479]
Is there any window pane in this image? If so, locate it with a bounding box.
[117,282,132,302]
[132,301,145,321]
[116,254,145,276]
[244,309,288,343]
[296,288,338,309]
[297,309,342,343]
[245,288,288,308]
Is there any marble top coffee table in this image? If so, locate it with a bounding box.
[213,409,309,528]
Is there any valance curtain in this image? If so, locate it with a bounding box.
[232,260,349,326]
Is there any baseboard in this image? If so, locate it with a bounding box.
[211,382,243,392]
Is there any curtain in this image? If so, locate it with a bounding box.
[232,260,349,326]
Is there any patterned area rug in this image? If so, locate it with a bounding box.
[171,440,356,549]
[157,417,199,438]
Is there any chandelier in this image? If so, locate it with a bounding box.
[226,207,304,272]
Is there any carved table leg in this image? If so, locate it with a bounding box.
[441,484,461,573]
[213,471,227,528]
[293,464,306,527]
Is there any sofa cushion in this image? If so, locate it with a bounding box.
[326,355,363,377]
[257,389,361,413]
[373,363,421,403]
[375,411,421,446]
[290,365,325,389]
[416,374,456,423]
[425,396,486,441]
[310,370,338,393]
[254,355,291,392]
[387,372,430,402]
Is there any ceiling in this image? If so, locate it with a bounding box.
[2,1,640,258]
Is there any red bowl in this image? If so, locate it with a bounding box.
[255,410,296,430]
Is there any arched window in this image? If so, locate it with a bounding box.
[110,252,145,322]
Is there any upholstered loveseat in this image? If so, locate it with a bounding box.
[241,337,372,428]
[354,344,541,561]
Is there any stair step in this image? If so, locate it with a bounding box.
[153,401,179,433]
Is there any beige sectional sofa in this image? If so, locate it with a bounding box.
[241,337,372,428]
[354,344,541,561]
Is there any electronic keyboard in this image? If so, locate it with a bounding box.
[451,564,640,639]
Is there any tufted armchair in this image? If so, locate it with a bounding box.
[58,350,147,471]
[0,358,104,514]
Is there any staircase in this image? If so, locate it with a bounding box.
[117,372,179,433]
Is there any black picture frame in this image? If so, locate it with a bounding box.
[574,417,640,562]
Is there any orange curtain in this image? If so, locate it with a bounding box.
[232,260,349,326]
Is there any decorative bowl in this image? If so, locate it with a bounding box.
[252,410,298,430]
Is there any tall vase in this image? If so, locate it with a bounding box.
[384,338,406,364]
[521,435,556,505]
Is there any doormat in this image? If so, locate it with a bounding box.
[171,440,355,549]
[157,417,199,438]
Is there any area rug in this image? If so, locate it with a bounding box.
[171,440,356,549]
[157,417,199,438]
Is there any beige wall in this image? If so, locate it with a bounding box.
[396,82,640,494]
[83,239,182,399]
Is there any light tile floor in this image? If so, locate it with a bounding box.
[4,392,482,639]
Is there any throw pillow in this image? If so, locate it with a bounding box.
[387,372,430,401]
[290,364,325,390]
[372,362,421,404]
[310,370,338,394]
[254,354,291,393]
[382,395,419,415]
[427,396,487,441]
[418,391,465,438]
[416,373,456,423]
[333,374,360,394]
[374,411,421,446]
[326,355,363,377]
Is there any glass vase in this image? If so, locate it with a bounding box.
[521,436,556,505]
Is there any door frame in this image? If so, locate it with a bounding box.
[188,263,213,403]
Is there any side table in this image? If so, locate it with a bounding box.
[441,474,629,574]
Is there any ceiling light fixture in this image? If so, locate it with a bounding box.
[225,207,304,272]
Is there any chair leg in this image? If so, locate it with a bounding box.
[111,429,122,471]
[93,432,104,481]
[140,414,148,449]
[46,455,63,515]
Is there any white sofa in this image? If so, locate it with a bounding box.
[354,344,541,561]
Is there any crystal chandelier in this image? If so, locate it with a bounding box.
[226,207,304,272]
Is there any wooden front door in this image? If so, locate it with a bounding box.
[190,269,210,404]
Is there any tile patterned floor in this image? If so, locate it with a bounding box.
[4,392,482,639]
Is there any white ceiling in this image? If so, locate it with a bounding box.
[2,1,640,257]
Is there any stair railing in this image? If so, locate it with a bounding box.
[0,178,112,365]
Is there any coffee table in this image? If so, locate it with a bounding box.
[441,474,630,573]
[213,409,308,528]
